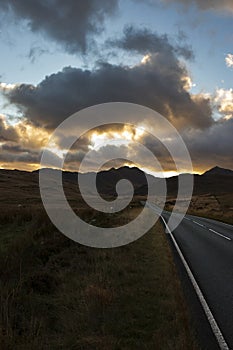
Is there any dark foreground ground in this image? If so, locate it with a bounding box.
[0,206,198,349]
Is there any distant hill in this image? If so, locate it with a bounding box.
[0,166,232,207]
[164,166,233,196]
[135,166,233,197]
[37,166,154,196]
[203,166,233,176]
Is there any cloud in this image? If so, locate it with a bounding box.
[0,135,42,169]
[60,117,233,173]
[180,0,233,13]
[0,115,19,142]
[184,118,233,171]
[142,0,233,14]
[27,46,50,64]
[0,115,51,169]
[225,54,233,68]
[214,88,233,119]
[65,143,129,170]
[0,82,18,91]
[0,112,232,173]
[107,25,194,60]
[0,143,40,163]
[0,0,119,54]
[1,55,212,131]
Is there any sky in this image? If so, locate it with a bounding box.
[0,0,232,176]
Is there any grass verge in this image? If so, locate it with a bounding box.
[0,207,198,349]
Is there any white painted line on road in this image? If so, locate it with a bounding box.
[160,216,230,350]
[193,220,205,228]
[209,229,231,241]
[186,214,233,230]
[218,222,233,229]
[187,217,231,241]
[184,217,191,221]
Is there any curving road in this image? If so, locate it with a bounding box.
[147,202,233,350]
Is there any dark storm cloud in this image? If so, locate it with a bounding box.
[183,119,233,170]
[0,0,118,54]
[0,145,40,163]
[1,143,30,153]
[107,26,194,60]
[2,54,212,130]
[132,118,233,172]
[0,140,63,168]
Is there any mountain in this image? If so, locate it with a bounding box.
[0,166,232,208]
[135,166,233,197]
[165,166,233,196]
[203,166,233,176]
[37,166,154,196]
[96,166,157,195]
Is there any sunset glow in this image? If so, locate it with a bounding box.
[0,0,232,174]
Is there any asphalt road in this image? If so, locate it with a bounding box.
[147,203,233,349]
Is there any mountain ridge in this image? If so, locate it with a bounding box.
[203,166,233,176]
[1,164,232,178]
[0,165,232,212]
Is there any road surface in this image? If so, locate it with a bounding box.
[147,203,233,350]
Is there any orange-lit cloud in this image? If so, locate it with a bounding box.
[214,88,233,119]
[0,114,50,170]
[90,125,145,149]
[0,113,233,175]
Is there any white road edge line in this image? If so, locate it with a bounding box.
[193,220,204,227]
[160,216,229,350]
[209,228,231,241]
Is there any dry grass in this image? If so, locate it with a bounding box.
[165,193,233,225]
[0,205,199,349]
[186,194,233,224]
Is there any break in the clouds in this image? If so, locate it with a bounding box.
[0,0,118,54]
[0,28,212,131]
[57,117,233,174]
[0,109,232,173]
[225,54,233,68]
